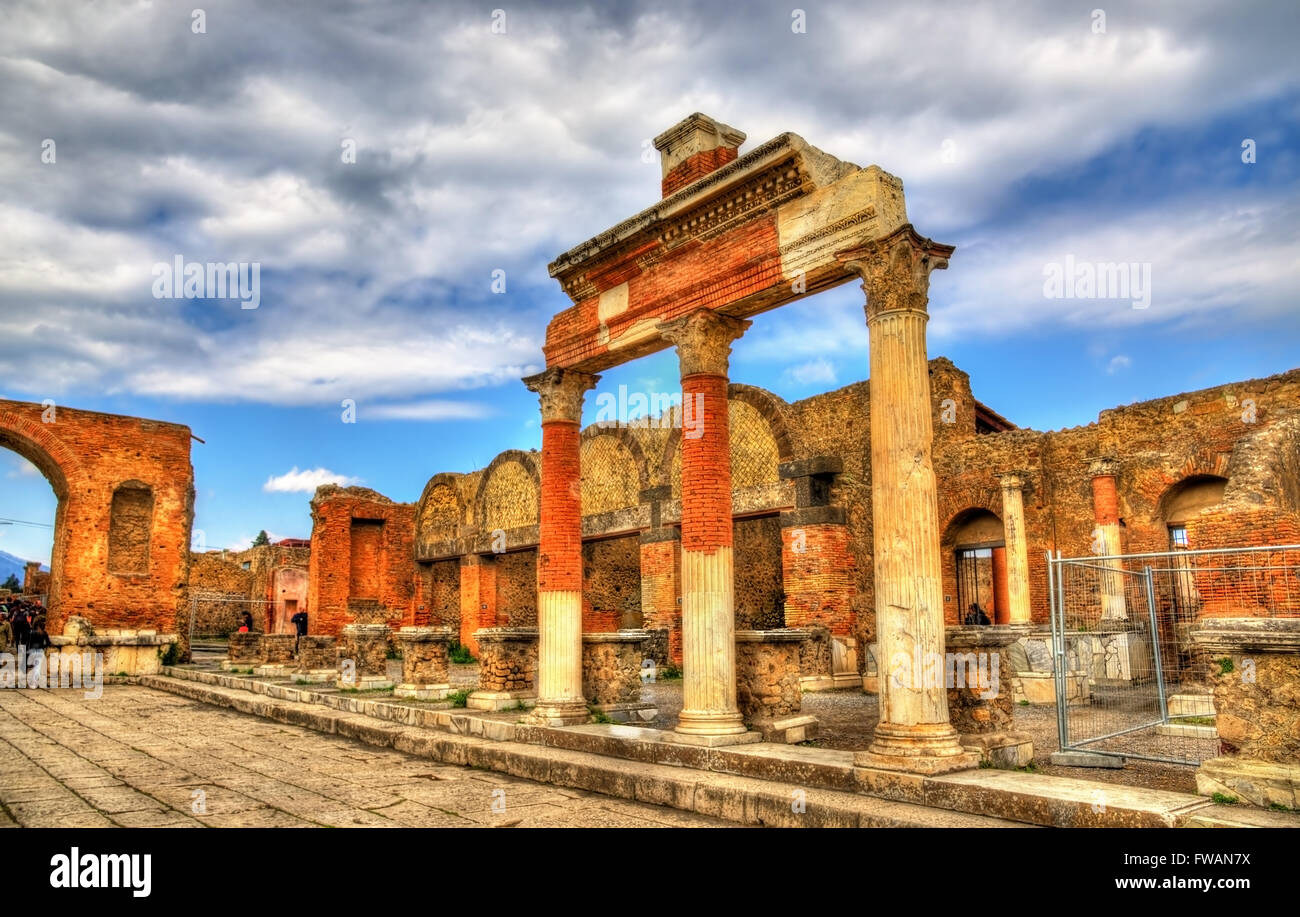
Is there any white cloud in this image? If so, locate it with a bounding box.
[363,399,494,421]
[782,358,838,387]
[263,466,361,493]
[1106,355,1132,374]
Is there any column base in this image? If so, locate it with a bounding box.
[675,709,748,738]
[527,700,590,726]
[854,722,980,774]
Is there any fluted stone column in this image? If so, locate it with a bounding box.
[523,367,598,726]
[1089,457,1127,620]
[840,226,978,774]
[998,472,1033,625]
[658,310,755,743]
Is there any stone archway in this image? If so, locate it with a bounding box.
[0,399,194,640]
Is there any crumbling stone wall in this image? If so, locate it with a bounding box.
[475,629,537,693]
[1211,653,1300,762]
[188,552,256,634]
[582,535,640,632]
[307,485,415,636]
[581,637,643,704]
[733,515,783,629]
[495,550,537,627]
[0,399,194,640]
[736,634,802,719]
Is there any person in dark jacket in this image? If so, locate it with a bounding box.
[290,608,308,652]
[11,607,30,652]
[963,603,992,626]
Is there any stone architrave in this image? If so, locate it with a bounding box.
[523,367,598,726]
[838,225,978,774]
[657,310,759,746]
[998,471,1033,626]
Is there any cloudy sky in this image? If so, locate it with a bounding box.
[1,0,1297,564]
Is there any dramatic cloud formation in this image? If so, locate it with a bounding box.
[1,0,1295,411]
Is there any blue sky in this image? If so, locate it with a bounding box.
[1,0,1297,564]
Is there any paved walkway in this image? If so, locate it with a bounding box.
[0,687,726,828]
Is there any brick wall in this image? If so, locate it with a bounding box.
[0,399,194,639]
[307,485,415,636]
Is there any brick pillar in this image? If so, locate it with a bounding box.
[658,309,751,740]
[840,226,977,774]
[523,367,598,726]
[998,471,1033,625]
[458,554,496,657]
[990,546,1009,625]
[1089,457,1127,619]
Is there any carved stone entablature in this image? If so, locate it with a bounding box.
[523,367,599,424]
[657,310,751,379]
[837,224,955,323]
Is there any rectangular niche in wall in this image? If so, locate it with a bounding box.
[349,518,384,600]
[108,482,154,575]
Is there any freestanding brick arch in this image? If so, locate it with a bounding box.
[0,399,194,638]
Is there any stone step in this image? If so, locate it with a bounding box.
[139,675,1027,828]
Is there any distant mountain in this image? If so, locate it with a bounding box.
[0,550,47,588]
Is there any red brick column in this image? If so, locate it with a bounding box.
[1089,457,1126,619]
[991,546,1009,625]
[658,309,751,740]
[458,555,496,657]
[523,367,598,726]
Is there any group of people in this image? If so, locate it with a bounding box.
[0,596,51,655]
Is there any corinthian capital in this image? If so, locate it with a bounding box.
[523,367,599,424]
[837,224,955,322]
[657,309,751,378]
[1086,456,1120,478]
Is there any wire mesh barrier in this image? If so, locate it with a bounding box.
[1048,544,1300,766]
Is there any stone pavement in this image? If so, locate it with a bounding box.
[0,687,727,828]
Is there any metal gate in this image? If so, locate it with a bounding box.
[1048,544,1300,766]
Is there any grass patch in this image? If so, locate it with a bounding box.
[339,686,394,695]
[1217,657,1235,675]
[978,758,994,769]
[295,679,312,685]
[160,643,181,666]
[445,689,471,708]
[589,706,613,724]
[448,640,477,665]
[1016,762,1039,773]
[1212,792,1238,805]
[1018,699,1031,706]
[1178,715,1216,726]
[657,663,682,680]
[1269,802,1296,813]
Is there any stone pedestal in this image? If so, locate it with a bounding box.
[471,627,537,711]
[581,631,657,723]
[48,629,179,678]
[337,624,393,691]
[393,626,452,699]
[737,629,818,744]
[255,634,297,677]
[1191,617,1300,808]
[294,635,337,683]
[945,624,1033,768]
[222,632,261,671]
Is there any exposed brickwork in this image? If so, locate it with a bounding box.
[538,421,582,592]
[307,486,415,637]
[458,555,497,655]
[582,535,640,632]
[781,522,855,635]
[680,373,733,553]
[639,536,681,664]
[1091,472,1120,525]
[0,399,194,640]
[661,146,738,197]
